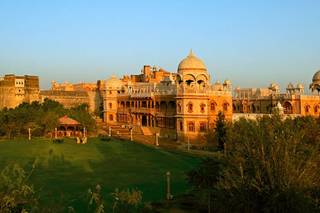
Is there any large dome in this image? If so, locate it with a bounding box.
[178,50,207,74]
[312,70,320,82]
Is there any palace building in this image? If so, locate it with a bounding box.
[1,52,320,142]
[233,71,320,117]
[103,51,233,142]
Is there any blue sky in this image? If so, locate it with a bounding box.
[0,0,319,90]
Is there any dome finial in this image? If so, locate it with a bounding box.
[189,49,194,57]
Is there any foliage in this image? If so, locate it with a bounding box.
[0,99,96,138]
[187,158,225,212]
[68,104,96,132]
[111,188,143,213]
[190,114,320,212]
[99,135,112,142]
[0,163,38,213]
[88,184,105,213]
[53,138,64,144]
[207,112,229,151]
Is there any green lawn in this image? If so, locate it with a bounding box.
[0,137,200,211]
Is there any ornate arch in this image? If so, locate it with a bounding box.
[314,104,320,114]
[183,74,196,86]
[283,101,293,114]
[210,101,217,111]
[222,101,230,112]
[187,101,194,113]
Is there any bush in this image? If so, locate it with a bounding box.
[53,139,64,144]
[99,135,111,142]
[0,163,38,212]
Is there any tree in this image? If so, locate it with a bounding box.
[214,112,228,151]
[187,158,225,213]
[214,115,320,212]
[69,104,96,132]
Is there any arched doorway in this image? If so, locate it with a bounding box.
[283,102,293,114]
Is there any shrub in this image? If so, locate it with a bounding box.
[53,139,64,144]
[0,163,38,212]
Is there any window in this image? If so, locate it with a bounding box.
[108,103,112,109]
[109,114,113,121]
[305,105,310,113]
[187,102,193,113]
[314,105,319,113]
[188,121,195,132]
[199,122,207,132]
[210,102,216,111]
[179,121,183,131]
[200,103,206,113]
[223,103,229,111]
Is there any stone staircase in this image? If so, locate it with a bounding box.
[109,125,130,136]
[140,127,153,136]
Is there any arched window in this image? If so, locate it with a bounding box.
[210,102,216,111]
[108,102,112,109]
[199,122,207,132]
[109,114,113,121]
[315,105,320,113]
[305,105,311,113]
[200,103,206,113]
[188,121,195,132]
[179,121,183,131]
[187,102,193,113]
[223,103,229,111]
[283,102,292,114]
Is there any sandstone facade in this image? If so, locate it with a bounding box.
[1,53,320,143]
[0,74,39,109]
[103,51,233,142]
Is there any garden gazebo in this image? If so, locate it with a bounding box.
[57,115,82,137]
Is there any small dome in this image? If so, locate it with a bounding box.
[224,79,231,85]
[106,75,123,88]
[312,70,320,82]
[287,83,294,88]
[178,50,207,74]
[296,83,304,89]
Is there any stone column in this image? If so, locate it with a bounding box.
[55,128,57,139]
[146,115,149,126]
[28,128,31,141]
[155,133,159,146]
[166,171,172,200]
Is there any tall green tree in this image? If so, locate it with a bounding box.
[214,112,228,151]
[215,115,320,212]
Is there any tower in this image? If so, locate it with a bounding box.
[176,50,211,142]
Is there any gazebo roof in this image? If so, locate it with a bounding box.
[59,115,80,125]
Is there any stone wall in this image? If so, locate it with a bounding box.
[40,90,90,109]
[0,74,40,109]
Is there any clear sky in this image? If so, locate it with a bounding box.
[0,0,319,90]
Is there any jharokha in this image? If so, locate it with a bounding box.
[1,51,320,142]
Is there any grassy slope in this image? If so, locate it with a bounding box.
[0,138,200,211]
